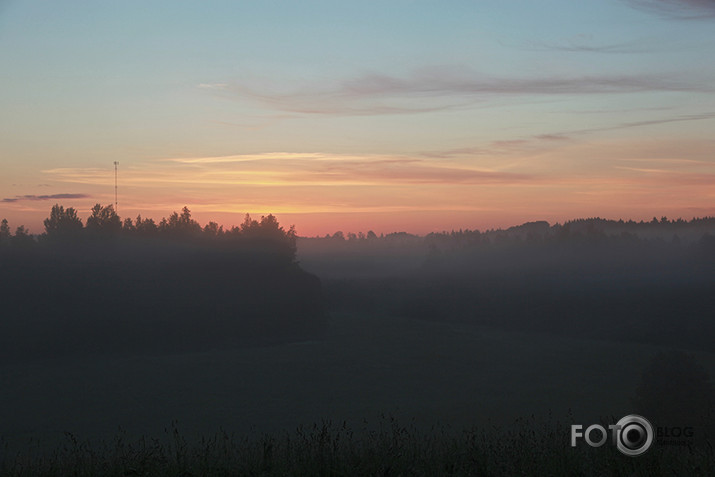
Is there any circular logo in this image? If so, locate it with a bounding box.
[615,415,653,456]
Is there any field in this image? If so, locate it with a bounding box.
[2,308,713,474]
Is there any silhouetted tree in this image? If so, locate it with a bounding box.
[161,206,201,236]
[135,215,158,235]
[86,204,122,235]
[203,221,223,237]
[11,225,34,247]
[240,213,259,233]
[43,204,83,238]
[0,218,10,246]
[234,213,297,261]
[258,214,281,234]
[122,217,135,232]
[260,215,297,258]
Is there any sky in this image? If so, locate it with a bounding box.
[1,0,714,236]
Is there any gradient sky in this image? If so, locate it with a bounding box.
[1,0,714,236]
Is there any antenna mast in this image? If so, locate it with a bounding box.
[114,161,119,211]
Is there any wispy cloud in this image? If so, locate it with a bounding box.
[198,83,228,90]
[534,134,571,141]
[421,134,575,159]
[537,43,647,53]
[202,67,712,116]
[44,153,532,188]
[423,110,715,160]
[1,193,90,203]
[569,111,715,135]
[624,0,715,19]
[164,152,535,186]
[503,36,654,54]
[623,169,715,185]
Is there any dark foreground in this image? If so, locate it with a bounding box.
[1,417,712,476]
[1,216,714,475]
[1,310,713,476]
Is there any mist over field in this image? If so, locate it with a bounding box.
[1,209,714,474]
[300,218,715,349]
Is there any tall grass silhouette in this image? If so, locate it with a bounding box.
[1,415,713,476]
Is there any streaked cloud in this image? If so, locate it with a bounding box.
[197,83,228,90]
[421,134,575,159]
[567,111,715,136]
[206,67,713,116]
[625,0,715,18]
[423,111,715,159]
[1,193,90,203]
[504,37,655,54]
[44,153,532,188]
[534,134,571,141]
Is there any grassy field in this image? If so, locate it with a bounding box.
[2,416,713,476]
[1,311,714,474]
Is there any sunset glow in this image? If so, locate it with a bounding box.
[1,1,714,236]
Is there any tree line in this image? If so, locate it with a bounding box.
[1,203,298,261]
[0,204,324,361]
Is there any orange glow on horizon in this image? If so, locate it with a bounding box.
[2,140,714,237]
